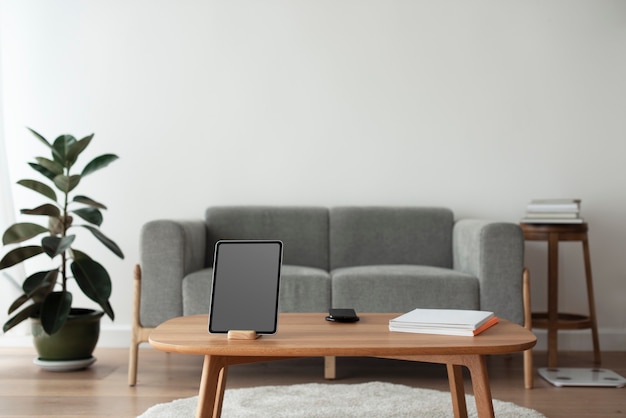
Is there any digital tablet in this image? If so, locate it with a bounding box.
[208,240,283,334]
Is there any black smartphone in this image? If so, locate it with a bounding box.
[326,308,359,323]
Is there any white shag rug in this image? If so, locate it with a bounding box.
[138,381,545,418]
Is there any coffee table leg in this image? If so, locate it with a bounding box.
[197,355,229,418]
[464,355,494,418]
[391,354,495,418]
[447,364,468,418]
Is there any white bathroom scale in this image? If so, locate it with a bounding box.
[538,367,626,387]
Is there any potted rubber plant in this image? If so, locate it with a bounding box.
[0,128,123,368]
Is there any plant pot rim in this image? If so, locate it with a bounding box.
[30,308,105,322]
[67,308,105,318]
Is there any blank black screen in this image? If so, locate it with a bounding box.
[208,240,282,334]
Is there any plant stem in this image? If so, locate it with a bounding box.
[61,168,70,293]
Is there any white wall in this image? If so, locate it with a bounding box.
[1,0,625,349]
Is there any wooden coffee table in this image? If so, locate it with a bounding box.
[149,313,536,418]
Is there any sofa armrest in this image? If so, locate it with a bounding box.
[453,220,524,325]
[139,219,207,327]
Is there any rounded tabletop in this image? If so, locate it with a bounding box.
[149,313,536,358]
[520,222,588,241]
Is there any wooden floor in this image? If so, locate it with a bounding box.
[0,347,624,417]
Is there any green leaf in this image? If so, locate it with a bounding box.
[23,269,58,295]
[41,235,75,258]
[101,299,115,321]
[73,195,107,210]
[69,248,91,261]
[0,246,44,269]
[27,127,51,147]
[8,294,30,315]
[17,179,57,202]
[3,303,41,333]
[53,174,81,193]
[23,271,50,293]
[28,162,57,181]
[72,258,112,300]
[79,225,124,259]
[20,204,61,217]
[9,270,56,312]
[71,258,114,319]
[52,134,77,166]
[41,291,72,335]
[30,271,59,304]
[66,134,94,167]
[72,208,103,226]
[2,223,49,244]
[35,157,64,176]
[81,154,118,177]
[27,128,64,163]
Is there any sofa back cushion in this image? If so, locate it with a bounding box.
[206,206,329,270]
[329,207,454,270]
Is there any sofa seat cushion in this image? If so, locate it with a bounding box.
[182,265,331,316]
[331,265,480,313]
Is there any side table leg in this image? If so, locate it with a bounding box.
[582,238,601,365]
[447,364,468,418]
[197,355,229,418]
[547,233,560,368]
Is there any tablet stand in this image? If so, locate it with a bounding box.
[227,330,261,340]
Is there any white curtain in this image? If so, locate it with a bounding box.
[0,124,21,311]
[0,122,16,247]
[0,109,13,237]
[0,0,10,232]
[0,25,26,336]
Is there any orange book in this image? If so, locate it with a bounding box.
[472,316,499,336]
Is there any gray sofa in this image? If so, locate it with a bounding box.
[129,206,527,385]
[140,206,524,324]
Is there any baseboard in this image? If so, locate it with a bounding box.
[0,324,133,348]
[2,324,625,351]
[98,323,133,347]
[532,328,625,351]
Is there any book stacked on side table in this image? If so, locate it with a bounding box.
[389,308,499,337]
[521,198,583,224]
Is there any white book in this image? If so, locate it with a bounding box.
[521,217,584,224]
[389,308,494,330]
[527,199,581,213]
[524,212,579,219]
[389,321,498,336]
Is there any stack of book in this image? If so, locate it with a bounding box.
[388,308,499,337]
[521,198,583,224]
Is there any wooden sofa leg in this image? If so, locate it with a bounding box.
[522,268,534,389]
[128,264,155,386]
[128,338,140,387]
[324,356,336,379]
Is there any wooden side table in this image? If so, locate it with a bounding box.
[520,222,601,368]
